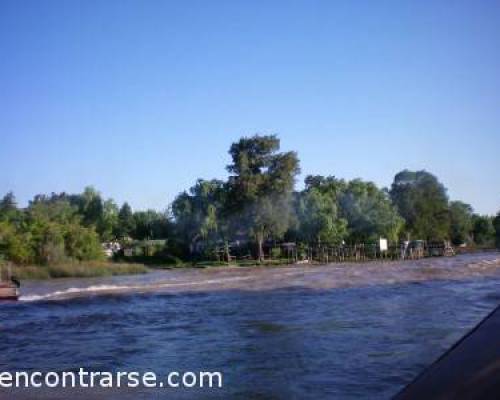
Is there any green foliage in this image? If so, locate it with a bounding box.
[448,201,474,245]
[270,247,282,258]
[472,214,495,246]
[390,170,450,241]
[31,220,66,265]
[97,199,119,241]
[65,224,104,261]
[340,179,404,243]
[494,212,500,249]
[0,136,493,271]
[78,186,104,226]
[296,176,402,244]
[133,209,171,240]
[116,202,136,239]
[297,184,347,244]
[0,192,105,266]
[0,191,17,215]
[0,221,35,264]
[225,134,300,260]
[0,188,171,269]
[172,179,226,255]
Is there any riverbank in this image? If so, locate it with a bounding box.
[11,261,148,280]
[9,250,500,282]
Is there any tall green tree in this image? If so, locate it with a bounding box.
[390,170,450,241]
[97,199,119,241]
[340,179,404,243]
[296,175,347,244]
[116,202,136,239]
[226,134,300,261]
[78,186,104,227]
[172,179,226,254]
[133,209,171,240]
[448,201,474,245]
[471,214,495,246]
[297,187,347,244]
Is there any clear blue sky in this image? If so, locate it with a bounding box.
[1,0,499,214]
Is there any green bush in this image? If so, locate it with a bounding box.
[270,247,282,259]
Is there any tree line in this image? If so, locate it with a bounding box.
[1,135,499,266]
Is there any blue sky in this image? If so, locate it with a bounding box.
[1,0,499,214]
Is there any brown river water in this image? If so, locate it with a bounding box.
[18,251,500,301]
[1,252,499,399]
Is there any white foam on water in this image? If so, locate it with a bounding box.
[19,284,135,301]
[19,275,256,302]
[18,254,500,302]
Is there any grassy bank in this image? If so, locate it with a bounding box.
[191,258,296,268]
[12,261,149,280]
[8,258,293,280]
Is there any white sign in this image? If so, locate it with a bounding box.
[379,238,388,252]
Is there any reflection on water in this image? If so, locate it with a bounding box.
[1,253,499,399]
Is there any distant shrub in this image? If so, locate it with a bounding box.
[270,247,282,259]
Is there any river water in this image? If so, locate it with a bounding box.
[1,252,500,399]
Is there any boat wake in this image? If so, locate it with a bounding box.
[19,276,256,302]
[20,285,135,301]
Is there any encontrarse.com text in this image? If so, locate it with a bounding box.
[0,369,222,389]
